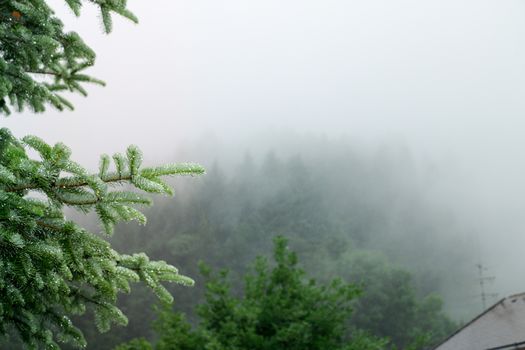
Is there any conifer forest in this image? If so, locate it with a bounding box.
[2,1,525,349]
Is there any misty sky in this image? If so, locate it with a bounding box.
[4,0,525,305]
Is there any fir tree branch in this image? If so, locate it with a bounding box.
[25,70,62,77]
[0,1,201,346]
[6,166,203,193]
[69,286,105,307]
[6,172,132,192]
[35,220,62,231]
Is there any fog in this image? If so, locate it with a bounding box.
[5,0,525,318]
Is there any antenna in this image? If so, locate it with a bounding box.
[476,263,497,310]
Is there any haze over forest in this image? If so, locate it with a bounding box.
[5,0,525,334]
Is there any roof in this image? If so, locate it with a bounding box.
[433,292,525,350]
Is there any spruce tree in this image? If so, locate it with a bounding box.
[116,236,388,350]
[0,1,204,348]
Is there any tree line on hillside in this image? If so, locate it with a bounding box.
[64,148,475,349]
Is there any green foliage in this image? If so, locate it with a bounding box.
[118,236,387,350]
[342,331,389,350]
[0,128,204,348]
[114,338,153,350]
[0,1,206,348]
[338,251,456,348]
[89,154,460,349]
[67,152,461,349]
[0,0,137,115]
[153,310,205,350]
